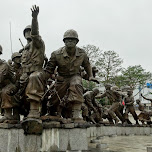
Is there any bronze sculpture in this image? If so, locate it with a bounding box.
[0,46,20,123]
[20,5,45,119]
[45,29,95,122]
[96,84,124,124]
[136,99,152,125]
[123,90,139,125]
[82,88,103,123]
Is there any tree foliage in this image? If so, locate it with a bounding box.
[82,79,96,91]
[95,50,123,84]
[83,44,152,90]
[82,44,102,66]
[113,65,152,89]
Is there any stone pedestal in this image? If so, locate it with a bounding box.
[0,127,88,152]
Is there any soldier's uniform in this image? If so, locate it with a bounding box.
[46,46,91,120]
[136,100,152,125]
[0,59,21,122]
[83,89,102,123]
[124,91,138,124]
[98,86,124,124]
[20,14,45,118]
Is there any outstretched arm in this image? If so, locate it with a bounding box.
[141,93,152,102]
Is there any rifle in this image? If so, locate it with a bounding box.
[19,38,25,53]
[41,80,62,103]
[41,81,55,101]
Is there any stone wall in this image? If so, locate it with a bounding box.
[87,125,152,138]
[0,128,88,152]
[0,125,152,152]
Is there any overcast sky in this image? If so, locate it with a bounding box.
[0,0,152,72]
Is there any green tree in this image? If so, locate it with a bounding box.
[95,50,123,84]
[82,44,102,66]
[113,65,152,89]
[82,79,96,91]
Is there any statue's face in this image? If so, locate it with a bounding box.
[127,91,132,96]
[105,86,110,90]
[13,57,21,64]
[24,29,32,41]
[64,38,77,49]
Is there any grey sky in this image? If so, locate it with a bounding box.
[0,0,152,72]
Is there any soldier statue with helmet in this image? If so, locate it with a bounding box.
[123,89,139,125]
[45,29,97,122]
[11,52,22,80]
[0,45,20,123]
[19,5,45,120]
[82,88,103,123]
[96,84,124,124]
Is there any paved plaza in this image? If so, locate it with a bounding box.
[89,135,152,152]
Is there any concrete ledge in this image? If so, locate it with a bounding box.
[0,128,88,152]
[0,124,152,152]
[87,126,152,138]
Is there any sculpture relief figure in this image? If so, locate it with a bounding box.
[20,5,45,119]
[45,29,95,122]
[0,46,20,123]
[82,88,102,123]
[136,99,152,125]
[96,84,124,124]
[124,90,139,125]
[11,52,22,80]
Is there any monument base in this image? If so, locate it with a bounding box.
[0,124,88,152]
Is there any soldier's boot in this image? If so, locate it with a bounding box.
[13,108,20,121]
[135,120,139,125]
[27,101,40,119]
[0,108,13,123]
[90,115,96,124]
[56,105,63,117]
[114,117,119,124]
[72,103,84,123]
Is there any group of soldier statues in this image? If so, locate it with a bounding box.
[0,5,152,127]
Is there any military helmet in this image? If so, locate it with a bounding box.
[92,66,98,72]
[0,45,2,54]
[92,88,99,94]
[136,99,140,104]
[105,83,112,88]
[121,85,131,92]
[11,52,22,60]
[23,25,31,36]
[111,86,119,91]
[63,29,79,42]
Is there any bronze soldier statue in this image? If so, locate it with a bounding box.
[45,29,96,122]
[136,99,152,125]
[124,90,139,125]
[20,5,45,119]
[0,46,20,123]
[96,84,124,124]
[11,52,22,80]
[82,88,102,123]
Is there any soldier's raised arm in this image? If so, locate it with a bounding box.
[31,5,39,35]
[30,5,44,49]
